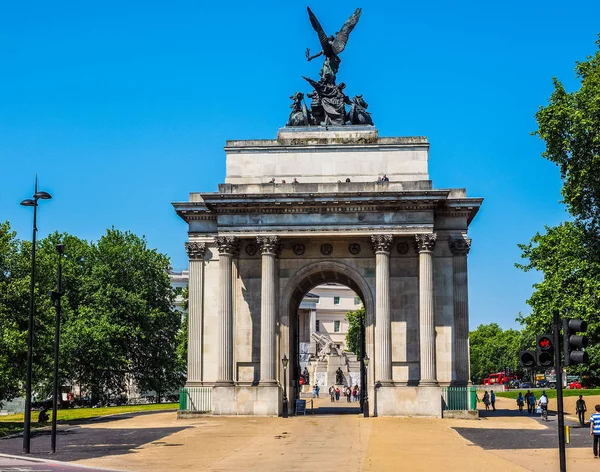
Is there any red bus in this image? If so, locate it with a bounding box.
[483,373,518,386]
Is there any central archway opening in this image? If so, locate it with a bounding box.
[283,263,373,416]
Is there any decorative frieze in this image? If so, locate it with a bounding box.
[348,243,361,255]
[185,241,207,260]
[371,234,393,253]
[215,236,240,255]
[414,233,437,253]
[293,244,306,255]
[320,243,333,256]
[257,236,282,256]
[397,242,409,254]
[448,237,471,256]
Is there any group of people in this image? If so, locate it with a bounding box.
[328,385,360,403]
[481,390,496,411]
[515,390,549,415]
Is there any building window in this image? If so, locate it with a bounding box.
[316,320,320,332]
[334,320,341,332]
[334,296,340,305]
[354,295,361,305]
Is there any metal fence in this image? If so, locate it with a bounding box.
[441,386,477,411]
[179,387,212,412]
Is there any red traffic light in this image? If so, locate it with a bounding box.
[538,336,553,350]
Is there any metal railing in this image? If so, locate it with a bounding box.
[179,387,212,412]
[441,386,477,411]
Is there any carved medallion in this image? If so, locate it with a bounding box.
[245,243,257,256]
[293,244,305,256]
[320,243,333,256]
[397,242,409,254]
[349,243,361,255]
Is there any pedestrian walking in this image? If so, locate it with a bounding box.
[577,395,588,426]
[516,392,524,414]
[335,387,340,401]
[353,385,359,402]
[346,387,352,403]
[329,385,335,402]
[528,392,537,415]
[483,391,490,411]
[490,390,496,411]
[590,404,600,458]
[525,390,531,413]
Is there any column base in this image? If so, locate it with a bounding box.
[258,380,278,386]
[214,380,235,387]
[418,380,439,387]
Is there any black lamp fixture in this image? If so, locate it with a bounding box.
[363,354,370,418]
[282,354,289,418]
[20,177,53,454]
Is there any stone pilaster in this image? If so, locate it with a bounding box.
[185,242,206,383]
[448,237,471,385]
[257,236,282,385]
[371,234,393,385]
[309,309,317,357]
[215,236,239,385]
[415,233,438,386]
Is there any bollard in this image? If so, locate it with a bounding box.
[565,425,570,444]
[311,399,314,414]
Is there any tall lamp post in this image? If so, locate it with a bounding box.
[49,244,64,454]
[20,179,52,454]
[363,355,370,418]
[282,354,289,418]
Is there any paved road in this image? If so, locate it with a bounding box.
[455,413,589,450]
[0,413,188,462]
[0,454,117,471]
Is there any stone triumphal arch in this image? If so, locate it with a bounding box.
[174,127,482,416]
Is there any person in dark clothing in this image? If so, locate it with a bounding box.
[577,395,588,426]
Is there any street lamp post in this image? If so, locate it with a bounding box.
[363,355,370,418]
[20,178,52,454]
[50,244,64,454]
[282,354,289,418]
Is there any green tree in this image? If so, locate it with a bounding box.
[534,37,600,234]
[518,37,600,381]
[345,307,364,355]
[469,323,525,384]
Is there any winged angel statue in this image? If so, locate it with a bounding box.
[305,7,362,82]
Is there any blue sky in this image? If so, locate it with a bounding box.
[1,1,599,330]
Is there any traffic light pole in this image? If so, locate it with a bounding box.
[553,309,566,472]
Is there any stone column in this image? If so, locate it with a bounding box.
[371,234,393,385]
[415,233,438,386]
[257,236,281,385]
[449,237,471,385]
[215,236,239,385]
[185,241,206,383]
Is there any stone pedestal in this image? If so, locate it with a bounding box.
[212,386,280,416]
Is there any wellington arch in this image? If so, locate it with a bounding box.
[173,126,482,417]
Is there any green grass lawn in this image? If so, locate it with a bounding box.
[0,403,178,438]
[495,388,600,399]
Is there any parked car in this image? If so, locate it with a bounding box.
[536,380,548,388]
[520,382,533,388]
[568,381,582,389]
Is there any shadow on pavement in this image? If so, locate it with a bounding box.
[0,425,189,461]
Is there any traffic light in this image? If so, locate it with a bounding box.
[519,350,536,368]
[564,319,588,365]
[536,334,554,367]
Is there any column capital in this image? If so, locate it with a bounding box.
[371,234,393,254]
[414,233,437,253]
[185,241,206,260]
[215,236,240,255]
[257,235,282,257]
[448,237,471,256]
